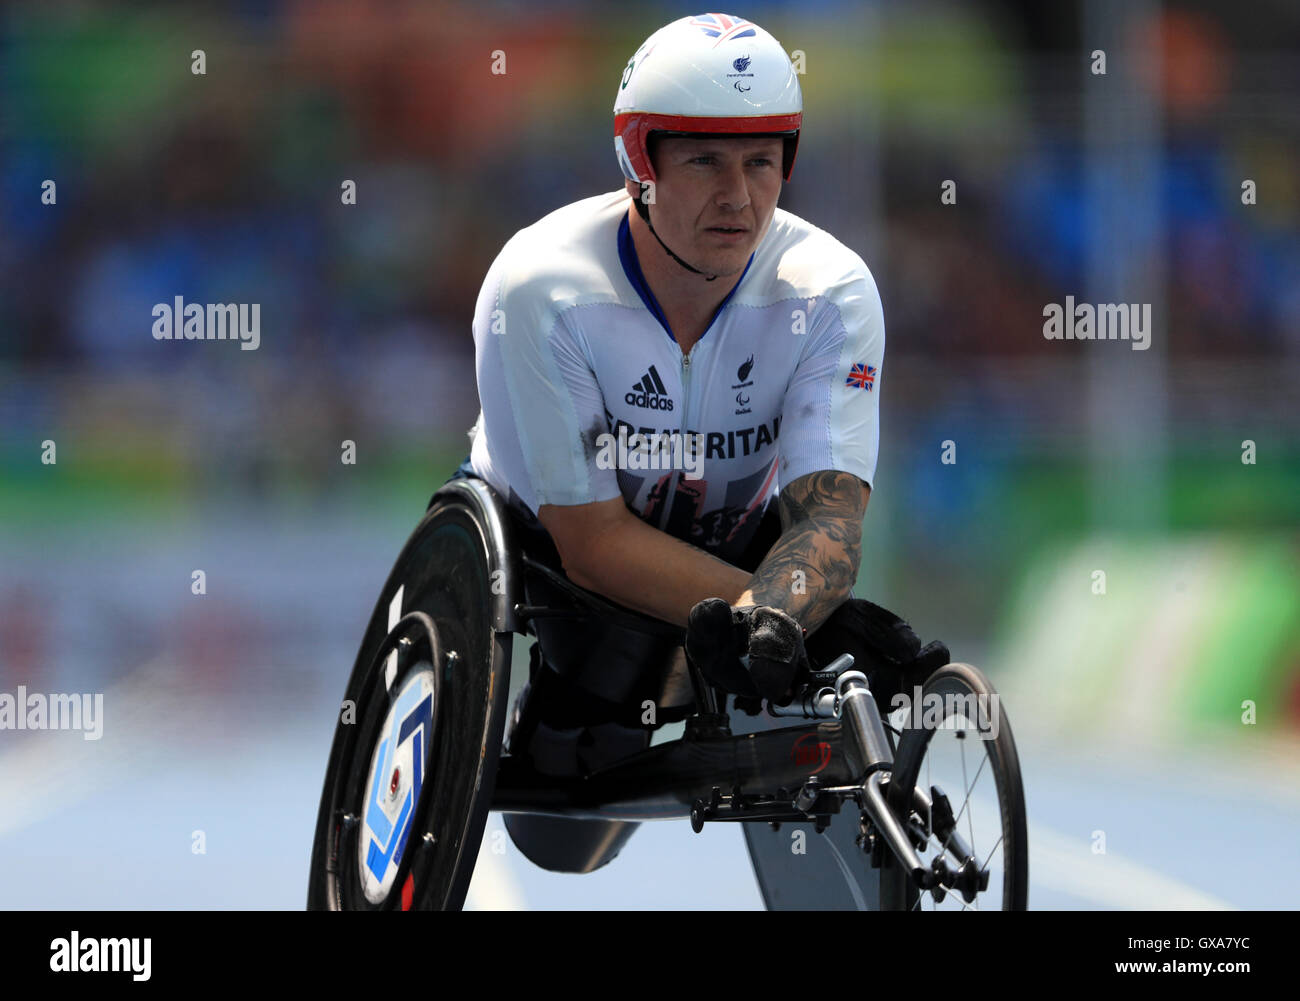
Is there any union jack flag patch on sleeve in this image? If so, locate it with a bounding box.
[846,363,876,391]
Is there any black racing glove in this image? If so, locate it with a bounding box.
[802,598,951,710]
[686,598,812,703]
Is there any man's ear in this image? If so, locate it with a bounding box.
[624,178,641,200]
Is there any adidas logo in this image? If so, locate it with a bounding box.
[625,364,675,411]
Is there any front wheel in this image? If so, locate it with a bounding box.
[882,662,1029,910]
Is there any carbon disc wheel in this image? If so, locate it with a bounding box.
[308,494,512,910]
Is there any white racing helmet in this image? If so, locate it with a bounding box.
[614,13,803,186]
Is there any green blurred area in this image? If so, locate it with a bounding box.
[0,438,468,527]
[5,444,1297,527]
[8,9,197,152]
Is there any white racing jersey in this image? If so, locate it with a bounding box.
[467,189,884,566]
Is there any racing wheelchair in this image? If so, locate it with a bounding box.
[306,476,1029,910]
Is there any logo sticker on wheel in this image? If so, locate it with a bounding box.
[358,668,436,903]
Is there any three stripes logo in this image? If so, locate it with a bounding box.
[626,364,675,411]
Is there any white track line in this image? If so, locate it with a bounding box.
[0,654,192,839]
[1028,820,1232,909]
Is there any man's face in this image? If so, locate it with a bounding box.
[630,135,785,277]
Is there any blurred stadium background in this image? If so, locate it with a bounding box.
[1,0,1297,908]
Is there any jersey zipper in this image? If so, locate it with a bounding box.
[656,347,693,531]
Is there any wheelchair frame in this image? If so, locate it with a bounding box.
[311,476,1026,910]
[442,476,981,908]
[436,478,857,818]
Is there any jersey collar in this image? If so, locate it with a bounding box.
[617,210,754,345]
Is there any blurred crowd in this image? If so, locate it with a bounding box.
[0,0,1297,724]
[2,2,1296,469]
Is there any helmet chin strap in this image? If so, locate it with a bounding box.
[634,193,718,282]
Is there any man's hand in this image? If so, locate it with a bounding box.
[686,598,811,702]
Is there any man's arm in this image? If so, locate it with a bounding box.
[538,497,752,628]
[735,469,870,634]
[540,467,869,633]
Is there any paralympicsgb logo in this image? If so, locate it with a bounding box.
[726,52,755,93]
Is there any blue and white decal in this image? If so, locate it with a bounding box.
[358,668,436,903]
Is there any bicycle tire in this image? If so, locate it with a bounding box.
[882,662,1028,910]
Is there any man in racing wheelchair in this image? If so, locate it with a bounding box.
[444,456,945,771]
[440,456,948,876]
[443,15,948,873]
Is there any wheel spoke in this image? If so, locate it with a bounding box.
[895,676,1022,911]
[960,732,977,867]
[980,833,1004,873]
[947,746,990,833]
[912,709,1005,910]
[925,744,932,840]
[924,750,933,842]
[977,826,1003,904]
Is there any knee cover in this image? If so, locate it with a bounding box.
[510,657,652,778]
[518,710,651,779]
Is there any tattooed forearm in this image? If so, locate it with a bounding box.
[740,470,869,633]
